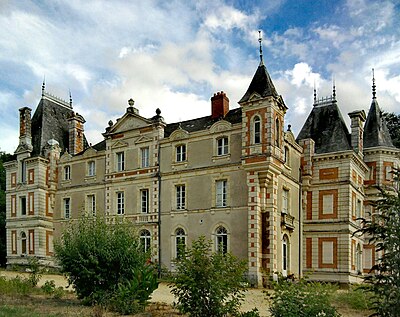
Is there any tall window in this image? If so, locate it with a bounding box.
[356,244,362,273]
[254,116,261,144]
[141,189,149,213]
[141,147,149,168]
[21,232,27,255]
[217,137,228,156]
[284,146,290,164]
[64,198,70,219]
[282,235,289,276]
[216,180,227,207]
[216,226,228,254]
[87,161,95,176]
[21,160,27,183]
[175,228,186,259]
[176,145,186,162]
[20,196,27,216]
[140,229,151,253]
[117,192,124,215]
[64,166,71,180]
[176,185,186,210]
[275,118,280,147]
[282,189,289,214]
[117,152,125,171]
[87,195,96,216]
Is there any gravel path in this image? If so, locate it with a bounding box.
[0,270,271,316]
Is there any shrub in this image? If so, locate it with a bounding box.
[0,276,33,296]
[170,236,250,317]
[268,278,340,317]
[27,257,42,287]
[54,215,156,308]
[41,280,56,295]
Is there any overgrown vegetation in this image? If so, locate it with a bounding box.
[356,169,400,316]
[170,236,258,317]
[54,215,158,314]
[268,277,340,317]
[383,112,400,148]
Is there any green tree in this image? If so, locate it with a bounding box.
[170,236,249,317]
[269,277,340,317]
[55,215,158,312]
[382,112,400,148]
[0,152,14,267]
[357,169,400,316]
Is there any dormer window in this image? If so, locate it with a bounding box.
[254,116,261,144]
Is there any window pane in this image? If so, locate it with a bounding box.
[141,189,149,213]
[117,192,124,215]
[254,117,261,144]
[216,180,227,207]
[141,147,149,168]
[176,185,186,209]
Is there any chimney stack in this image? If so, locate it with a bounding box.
[68,112,85,155]
[211,91,229,119]
[18,107,33,152]
[348,110,366,156]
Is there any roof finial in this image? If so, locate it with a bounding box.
[69,90,73,108]
[258,30,264,66]
[332,76,336,100]
[372,68,376,99]
[313,79,317,104]
[42,77,46,97]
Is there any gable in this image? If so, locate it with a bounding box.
[209,120,232,134]
[108,113,151,134]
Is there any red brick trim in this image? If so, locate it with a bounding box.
[306,238,312,268]
[318,190,338,219]
[318,237,338,269]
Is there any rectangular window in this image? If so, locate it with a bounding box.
[64,198,70,219]
[11,172,16,187]
[117,192,124,215]
[28,229,35,255]
[11,230,17,254]
[141,189,149,213]
[176,145,186,162]
[117,152,125,171]
[28,192,34,215]
[20,196,27,216]
[217,137,228,156]
[282,189,289,214]
[318,190,338,219]
[46,231,54,256]
[385,164,392,181]
[21,160,27,183]
[11,195,17,217]
[216,180,227,207]
[176,185,186,210]
[64,166,71,180]
[318,237,338,269]
[87,195,96,216]
[28,169,35,184]
[88,161,95,176]
[141,147,149,168]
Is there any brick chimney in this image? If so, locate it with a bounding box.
[68,112,85,155]
[18,107,33,152]
[348,110,366,156]
[211,91,229,119]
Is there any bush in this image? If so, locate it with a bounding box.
[268,278,340,317]
[54,215,156,309]
[41,280,56,295]
[332,286,372,310]
[27,257,42,287]
[170,236,250,317]
[0,275,34,296]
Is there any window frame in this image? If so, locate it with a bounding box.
[141,189,149,214]
[176,185,186,210]
[87,194,96,216]
[176,144,187,162]
[175,227,186,259]
[141,147,150,168]
[215,226,228,254]
[116,152,125,172]
[253,116,261,144]
[64,197,71,219]
[140,229,151,253]
[64,165,71,180]
[282,189,289,214]
[117,191,125,215]
[216,180,227,208]
[217,137,229,156]
[20,196,27,216]
[87,161,96,177]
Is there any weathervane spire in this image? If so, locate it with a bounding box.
[69,89,73,108]
[42,77,46,97]
[258,30,264,66]
[372,68,376,99]
[332,76,336,100]
[313,79,317,104]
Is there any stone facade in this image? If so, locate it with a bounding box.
[4,61,399,286]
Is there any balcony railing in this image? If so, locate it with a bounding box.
[281,212,295,231]
[134,214,158,224]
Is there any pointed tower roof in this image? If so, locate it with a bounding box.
[363,70,394,148]
[296,92,352,154]
[239,31,279,103]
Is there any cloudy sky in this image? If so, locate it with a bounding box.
[0,0,399,153]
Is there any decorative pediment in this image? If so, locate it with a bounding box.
[248,92,262,102]
[108,113,151,135]
[169,128,189,141]
[111,140,129,149]
[209,120,232,134]
[284,130,296,144]
[82,147,98,158]
[60,151,72,162]
[135,135,153,144]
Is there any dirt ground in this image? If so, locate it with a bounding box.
[0,270,370,317]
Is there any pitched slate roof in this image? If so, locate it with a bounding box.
[239,64,278,103]
[363,97,394,149]
[296,100,352,154]
[164,107,242,137]
[31,94,88,156]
